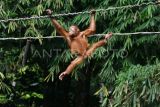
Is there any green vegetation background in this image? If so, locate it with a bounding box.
[0,0,160,107]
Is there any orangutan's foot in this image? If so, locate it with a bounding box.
[105,32,112,39]
[59,72,68,80]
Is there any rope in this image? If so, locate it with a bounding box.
[0,32,160,40]
[0,2,159,23]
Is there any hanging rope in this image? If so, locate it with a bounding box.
[0,32,160,40]
[0,2,159,23]
[0,2,159,40]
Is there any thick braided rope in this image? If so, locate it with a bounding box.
[0,2,159,23]
[0,32,160,40]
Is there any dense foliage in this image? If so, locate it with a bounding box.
[0,0,160,107]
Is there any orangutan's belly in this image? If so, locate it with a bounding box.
[70,38,89,55]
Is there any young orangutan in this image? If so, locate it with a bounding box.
[46,9,112,80]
